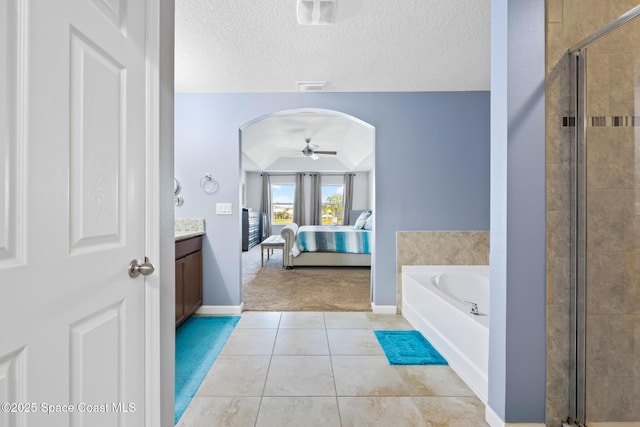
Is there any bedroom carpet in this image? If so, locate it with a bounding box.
[242,245,371,311]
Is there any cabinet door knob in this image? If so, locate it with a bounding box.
[129,257,155,278]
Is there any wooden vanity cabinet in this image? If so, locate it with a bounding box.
[175,235,203,327]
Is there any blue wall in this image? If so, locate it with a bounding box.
[489,0,546,423]
[174,92,490,307]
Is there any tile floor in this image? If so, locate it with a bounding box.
[177,311,490,427]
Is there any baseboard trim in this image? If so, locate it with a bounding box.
[371,303,397,314]
[196,303,244,316]
[485,405,545,427]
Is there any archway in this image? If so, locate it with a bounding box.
[239,108,376,310]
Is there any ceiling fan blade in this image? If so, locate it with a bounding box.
[313,150,337,155]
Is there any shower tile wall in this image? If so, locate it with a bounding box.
[583,20,640,422]
[396,231,489,313]
[546,0,640,425]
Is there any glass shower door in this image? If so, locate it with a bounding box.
[574,13,640,425]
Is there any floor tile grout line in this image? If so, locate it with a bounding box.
[252,312,281,427]
[180,311,490,426]
[323,313,344,427]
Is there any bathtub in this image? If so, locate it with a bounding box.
[402,265,489,403]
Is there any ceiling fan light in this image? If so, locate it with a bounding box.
[297,0,336,25]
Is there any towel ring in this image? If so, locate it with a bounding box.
[200,173,219,194]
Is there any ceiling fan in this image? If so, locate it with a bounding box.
[300,138,337,160]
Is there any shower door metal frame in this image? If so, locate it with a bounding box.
[569,47,587,425]
[568,5,640,424]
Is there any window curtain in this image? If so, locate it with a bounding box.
[342,173,354,225]
[260,173,272,235]
[292,173,306,225]
[309,173,322,225]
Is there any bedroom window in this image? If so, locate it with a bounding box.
[271,183,294,224]
[322,184,343,225]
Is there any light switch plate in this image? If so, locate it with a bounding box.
[216,203,232,215]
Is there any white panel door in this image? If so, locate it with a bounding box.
[0,0,149,426]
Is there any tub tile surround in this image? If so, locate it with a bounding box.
[546,0,640,425]
[177,311,490,427]
[396,231,489,313]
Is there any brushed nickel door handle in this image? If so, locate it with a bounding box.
[129,256,155,278]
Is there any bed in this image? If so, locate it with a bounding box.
[280,210,372,268]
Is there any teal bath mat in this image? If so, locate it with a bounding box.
[175,316,240,424]
[374,330,448,365]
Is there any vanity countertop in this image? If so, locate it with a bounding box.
[175,218,205,241]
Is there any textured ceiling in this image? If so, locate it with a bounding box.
[175,0,491,93]
[176,0,490,172]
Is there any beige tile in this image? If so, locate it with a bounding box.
[547,162,571,213]
[176,396,260,427]
[327,329,384,355]
[634,316,640,378]
[587,314,636,378]
[280,311,325,328]
[396,231,489,267]
[196,355,270,396]
[563,0,612,47]
[546,320,570,402]
[338,397,426,427]
[368,313,414,330]
[332,355,411,396]
[220,328,277,355]
[413,396,489,427]
[585,373,640,421]
[237,311,281,328]
[256,397,341,427]
[547,256,570,307]
[263,355,335,396]
[546,397,569,427]
[547,0,563,23]
[324,311,372,329]
[273,329,329,355]
[586,128,635,190]
[394,365,475,397]
[587,189,636,252]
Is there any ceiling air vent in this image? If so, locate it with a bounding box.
[297,0,336,25]
[296,81,327,91]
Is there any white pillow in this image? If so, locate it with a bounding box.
[363,213,373,230]
[353,211,371,229]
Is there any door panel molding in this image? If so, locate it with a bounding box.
[0,0,26,267]
[69,28,126,254]
[0,347,26,426]
[69,302,125,426]
[89,0,126,33]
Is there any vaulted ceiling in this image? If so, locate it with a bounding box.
[241,110,374,172]
[175,0,491,172]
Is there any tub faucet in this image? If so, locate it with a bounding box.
[464,301,479,315]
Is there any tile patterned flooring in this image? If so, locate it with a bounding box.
[177,312,490,427]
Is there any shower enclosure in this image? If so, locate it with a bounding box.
[570,6,640,426]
